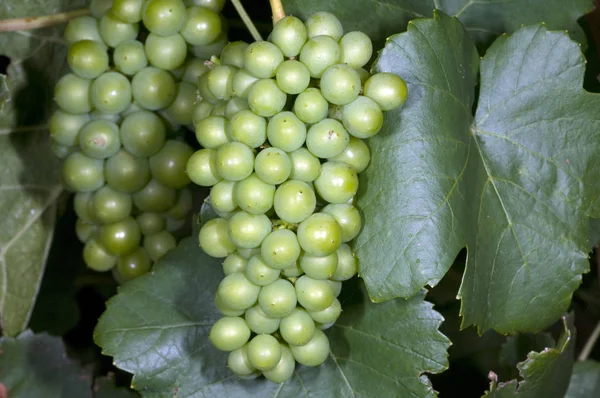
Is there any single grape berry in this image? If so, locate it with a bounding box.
[341,95,384,139]
[132,178,177,212]
[339,31,373,68]
[215,142,255,182]
[306,118,350,159]
[295,275,335,312]
[289,328,330,367]
[296,213,342,257]
[244,41,284,79]
[270,16,307,57]
[132,67,177,110]
[209,316,251,351]
[92,185,133,224]
[299,35,341,78]
[98,216,142,255]
[304,11,344,41]
[144,33,188,71]
[247,79,287,117]
[319,64,361,105]
[220,41,249,68]
[210,180,238,213]
[275,59,311,95]
[144,230,177,261]
[262,345,295,383]
[98,12,139,48]
[227,344,257,377]
[363,72,408,111]
[67,39,109,79]
[115,246,152,281]
[105,149,151,193]
[234,173,275,215]
[260,229,301,270]
[83,239,117,271]
[258,278,297,318]
[186,149,221,186]
[217,271,261,310]
[90,71,132,114]
[329,136,371,173]
[78,119,121,159]
[113,40,148,76]
[180,5,222,46]
[111,0,145,23]
[54,74,93,114]
[254,147,291,185]
[199,217,237,258]
[227,110,267,149]
[247,334,282,371]
[149,140,194,189]
[142,0,186,36]
[245,255,281,286]
[273,180,316,224]
[279,308,316,346]
[266,111,307,152]
[62,152,105,192]
[49,110,90,147]
[314,161,359,204]
[227,211,272,249]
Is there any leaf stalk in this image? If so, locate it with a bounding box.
[0,9,90,33]
[230,0,263,42]
[269,0,286,24]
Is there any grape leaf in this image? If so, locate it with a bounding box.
[589,219,600,248]
[482,315,575,398]
[355,12,600,333]
[282,0,592,49]
[565,360,600,398]
[0,329,93,397]
[94,236,450,397]
[0,0,86,336]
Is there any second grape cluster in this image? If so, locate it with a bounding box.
[188,11,408,382]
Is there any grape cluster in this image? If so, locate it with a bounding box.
[187,12,408,382]
[49,0,228,282]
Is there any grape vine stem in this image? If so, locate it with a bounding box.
[269,0,286,24]
[0,9,90,33]
[230,0,263,42]
[578,320,600,361]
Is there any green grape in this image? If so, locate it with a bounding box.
[98,216,142,255]
[206,65,237,101]
[227,110,266,149]
[309,298,342,324]
[64,16,105,47]
[90,109,122,123]
[144,230,177,261]
[258,278,297,318]
[188,31,228,58]
[339,31,373,68]
[180,5,222,45]
[332,243,358,281]
[74,192,96,223]
[194,115,227,149]
[305,11,344,41]
[244,41,284,79]
[363,72,408,111]
[273,180,316,223]
[67,40,109,79]
[270,16,307,57]
[321,203,361,242]
[232,68,259,99]
[247,334,281,371]
[142,0,186,36]
[209,316,251,351]
[254,147,291,185]
[266,111,306,152]
[299,251,338,280]
[184,0,225,12]
[247,79,286,117]
[299,35,341,78]
[149,140,193,189]
[217,271,260,310]
[224,97,250,119]
[210,180,237,213]
[49,110,90,146]
[245,255,280,286]
[320,64,361,105]
[51,141,77,159]
[75,218,97,243]
[220,41,249,68]
[329,136,370,173]
[115,246,152,281]
[341,96,383,139]
[120,110,167,157]
[314,161,358,204]
[62,152,104,192]
[289,148,321,182]
[90,72,132,114]
[260,229,300,269]
[210,102,227,117]
[215,142,254,181]
[228,344,257,377]
[90,0,114,18]
[186,149,221,186]
[295,275,335,311]
[306,118,349,159]
[293,88,328,124]
[192,100,215,125]
[234,173,275,215]
[78,119,120,159]
[132,66,177,110]
[83,238,117,271]
[112,0,145,22]
[132,178,177,212]
[165,188,193,219]
[297,213,342,256]
[262,345,295,383]
[215,293,245,316]
[227,211,271,249]
[164,82,196,125]
[105,149,151,193]
[199,217,237,258]
[144,33,187,70]
[280,307,316,346]
[275,60,310,95]
[92,185,133,224]
[54,74,93,114]
[328,280,342,297]
[99,12,139,48]
[136,212,166,235]
[182,58,209,84]
[223,252,248,275]
[290,328,329,366]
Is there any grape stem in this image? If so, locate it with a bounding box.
[578,320,600,361]
[269,0,286,24]
[0,9,90,32]
[230,0,263,42]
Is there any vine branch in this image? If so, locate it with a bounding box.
[269,0,286,24]
[230,0,263,42]
[578,320,600,361]
[0,9,90,33]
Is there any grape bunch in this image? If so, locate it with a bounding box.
[49,0,228,282]
[187,11,408,382]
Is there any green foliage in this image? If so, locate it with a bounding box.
[566,360,600,398]
[94,237,450,396]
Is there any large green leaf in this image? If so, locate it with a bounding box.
[0,329,92,397]
[482,315,575,398]
[282,0,592,49]
[94,236,450,397]
[0,0,86,336]
[355,12,600,333]
[565,360,600,398]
